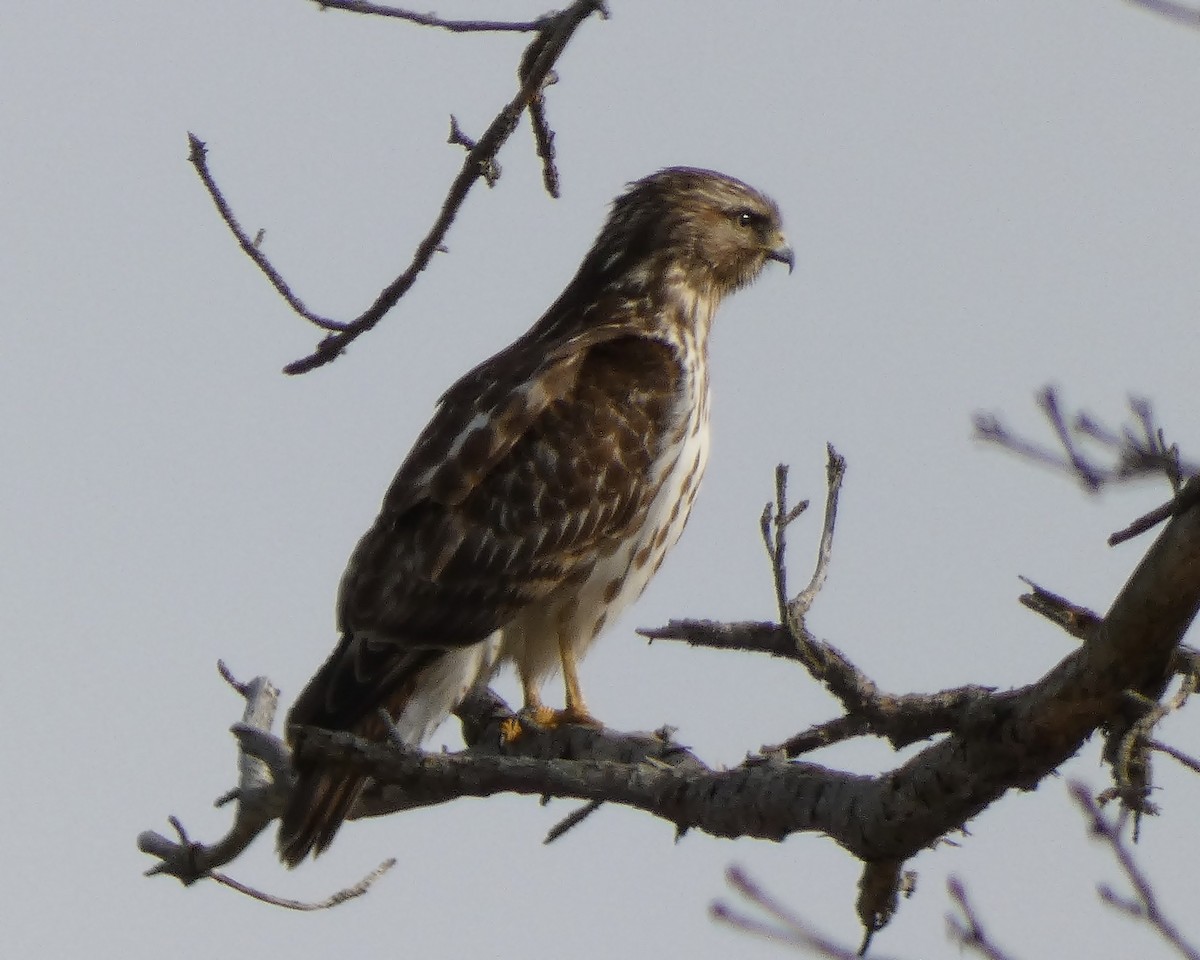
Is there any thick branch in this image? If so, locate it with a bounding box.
[642,618,995,755]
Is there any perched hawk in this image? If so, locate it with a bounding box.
[279,167,791,865]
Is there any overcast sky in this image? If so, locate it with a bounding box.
[5,1,1200,958]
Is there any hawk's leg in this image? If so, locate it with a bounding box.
[499,647,601,742]
[498,676,560,743]
[556,631,601,728]
[519,678,560,729]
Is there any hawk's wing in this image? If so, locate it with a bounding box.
[280,323,683,864]
[288,321,682,732]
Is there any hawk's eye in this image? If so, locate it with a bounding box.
[734,209,762,230]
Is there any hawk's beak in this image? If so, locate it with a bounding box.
[767,239,794,274]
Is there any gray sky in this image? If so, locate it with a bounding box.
[5,1,1200,957]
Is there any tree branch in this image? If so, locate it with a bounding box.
[1075,781,1200,960]
[141,460,1200,943]
[1126,0,1200,28]
[188,1,606,375]
[308,0,549,32]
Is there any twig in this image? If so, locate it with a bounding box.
[543,800,603,844]
[1017,575,1102,640]
[309,0,548,31]
[283,1,604,374]
[1149,739,1200,775]
[138,663,287,884]
[760,714,870,757]
[1039,387,1105,490]
[755,449,846,672]
[187,135,346,333]
[976,391,1195,492]
[712,865,912,959]
[1110,481,1200,546]
[1101,666,1199,823]
[1072,782,1200,960]
[1125,0,1200,28]
[760,463,807,622]
[789,445,846,621]
[945,876,1018,960]
[210,858,396,910]
[190,1,605,375]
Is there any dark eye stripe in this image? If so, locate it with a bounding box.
[734,208,767,230]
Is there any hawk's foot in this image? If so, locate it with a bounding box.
[501,704,603,742]
[551,704,603,729]
[499,716,524,744]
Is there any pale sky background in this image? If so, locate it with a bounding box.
[4,1,1200,958]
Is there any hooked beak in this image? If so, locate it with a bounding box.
[766,238,794,274]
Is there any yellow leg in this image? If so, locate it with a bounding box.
[556,632,601,728]
[521,672,557,728]
[501,630,603,741]
[500,665,562,743]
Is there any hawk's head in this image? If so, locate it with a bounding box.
[592,167,792,299]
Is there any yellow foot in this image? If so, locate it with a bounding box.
[526,704,560,728]
[502,705,605,743]
[499,717,524,744]
[555,705,604,729]
[529,704,604,730]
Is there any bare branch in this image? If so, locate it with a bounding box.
[945,876,1019,960]
[138,663,285,884]
[308,0,549,32]
[1072,782,1200,960]
[789,445,846,621]
[640,616,996,758]
[711,865,909,959]
[1017,575,1102,640]
[543,800,603,844]
[189,1,605,374]
[1111,482,1200,547]
[1125,0,1200,28]
[143,459,1200,942]
[282,0,605,374]
[977,392,1196,511]
[210,858,396,910]
[187,134,346,333]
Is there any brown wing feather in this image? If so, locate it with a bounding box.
[279,330,681,864]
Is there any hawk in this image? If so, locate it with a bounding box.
[279,167,791,865]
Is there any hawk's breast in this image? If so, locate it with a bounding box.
[501,292,714,682]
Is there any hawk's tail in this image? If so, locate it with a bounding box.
[277,764,369,868]
[278,639,440,867]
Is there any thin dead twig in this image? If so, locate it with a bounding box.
[977,391,1196,544]
[187,135,345,334]
[310,0,547,31]
[543,800,603,844]
[1072,781,1200,960]
[1126,0,1200,28]
[211,858,396,910]
[190,1,605,375]
[1017,575,1102,640]
[945,876,1019,960]
[712,865,911,959]
[284,0,604,374]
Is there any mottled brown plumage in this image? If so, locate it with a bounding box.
[279,168,791,865]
